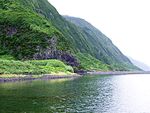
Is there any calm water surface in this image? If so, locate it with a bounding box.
[1,74,150,113]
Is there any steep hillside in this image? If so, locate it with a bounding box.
[64,16,139,70]
[129,57,150,71]
[0,0,69,60]
[0,0,139,71]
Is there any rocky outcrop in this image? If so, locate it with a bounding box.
[33,36,79,67]
[34,50,79,67]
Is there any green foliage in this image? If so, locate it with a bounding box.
[0,55,15,60]
[65,66,74,72]
[64,16,140,71]
[27,59,74,73]
[0,1,69,59]
[46,60,66,68]
[0,58,74,75]
[0,0,139,71]
[110,63,141,71]
[75,53,110,71]
[0,59,42,74]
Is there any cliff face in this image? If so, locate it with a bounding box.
[0,0,139,70]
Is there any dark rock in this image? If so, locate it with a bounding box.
[75,70,87,75]
[34,50,80,67]
[6,27,17,37]
[33,36,80,67]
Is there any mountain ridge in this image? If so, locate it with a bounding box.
[0,0,140,71]
[64,16,139,70]
[129,57,150,71]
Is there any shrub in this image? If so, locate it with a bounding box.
[65,66,74,73]
[75,53,110,71]
[0,58,74,75]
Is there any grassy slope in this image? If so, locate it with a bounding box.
[64,16,140,71]
[17,0,137,71]
[0,55,73,75]
[0,0,110,73]
[0,0,69,59]
[0,0,139,71]
[0,0,112,71]
[75,53,110,71]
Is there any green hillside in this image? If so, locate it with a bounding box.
[0,55,73,75]
[0,0,139,71]
[64,16,140,70]
[0,0,69,60]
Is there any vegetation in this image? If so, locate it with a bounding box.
[27,59,74,73]
[0,0,140,72]
[0,55,74,75]
[0,0,69,59]
[0,55,15,60]
[76,53,110,71]
[64,16,140,70]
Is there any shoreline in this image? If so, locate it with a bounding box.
[87,71,150,75]
[1,71,150,83]
[0,74,81,83]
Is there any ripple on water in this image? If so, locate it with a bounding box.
[1,74,150,113]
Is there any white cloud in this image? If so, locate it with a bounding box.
[48,0,150,66]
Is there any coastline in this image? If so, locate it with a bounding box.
[87,71,150,75]
[1,71,150,83]
[0,74,81,83]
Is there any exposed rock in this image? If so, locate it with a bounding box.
[33,36,79,67]
[6,27,17,37]
[34,50,79,67]
[75,70,87,75]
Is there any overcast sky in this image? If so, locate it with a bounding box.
[48,0,150,66]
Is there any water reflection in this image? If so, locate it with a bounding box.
[111,75,150,113]
[1,74,150,113]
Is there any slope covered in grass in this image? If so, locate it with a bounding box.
[64,16,140,71]
[0,0,69,59]
[76,53,110,71]
[0,55,73,75]
[0,0,140,71]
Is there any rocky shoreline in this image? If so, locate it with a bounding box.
[1,71,150,83]
[87,71,150,75]
[0,74,80,83]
